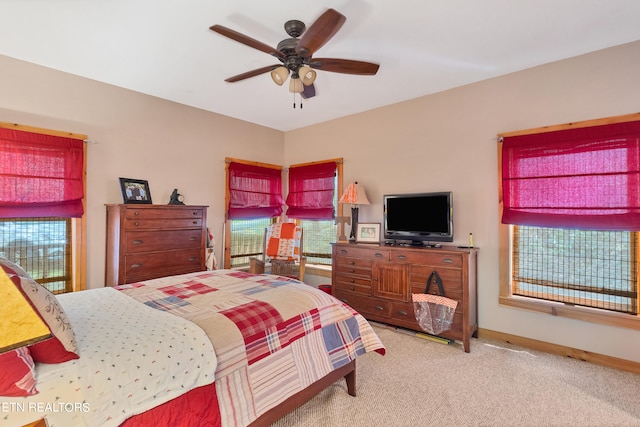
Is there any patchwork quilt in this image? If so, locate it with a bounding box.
[117,270,385,427]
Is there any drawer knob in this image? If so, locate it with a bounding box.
[340,249,348,254]
[132,239,143,245]
[350,269,355,273]
[375,305,384,311]
[350,279,355,283]
[374,253,384,258]
[189,257,197,261]
[349,286,355,291]
[192,211,198,215]
[193,220,198,225]
[134,211,140,216]
[189,236,198,241]
[397,255,407,260]
[398,310,408,316]
[131,263,142,269]
[134,222,140,226]
[349,261,355,265]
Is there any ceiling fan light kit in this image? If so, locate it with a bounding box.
[289,77,304,93]
[271,66,289,86]
[210,8,379,104]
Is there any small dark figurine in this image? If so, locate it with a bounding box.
[168,189,185,205]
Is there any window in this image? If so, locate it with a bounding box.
[512,226,636,314]
[0,124,87,293]
[223,157,343,269]
[499,114,640,328]
[287,160,342,267]
[0,217,72,294]
[228,217,272,268]
[223,158,283,268]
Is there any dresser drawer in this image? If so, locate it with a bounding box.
[333,278,371,296]
[124,207,204,220]
[391,301,464,337]
[125,217,203,230]
[125,229,202,253]
[334,290,389,317]
[390,251,463,267]
[124,248,203,282]
[334,246,390,261]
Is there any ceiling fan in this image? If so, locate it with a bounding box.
[210,8,379,100]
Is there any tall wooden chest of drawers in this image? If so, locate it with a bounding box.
[332,242,478,352]
[105,204,208,286]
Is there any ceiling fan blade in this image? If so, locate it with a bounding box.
[301,84,316,99]
[210,25,285,59]
[224,65,281,82]
[295,8,346,58]
[309,58,379,75]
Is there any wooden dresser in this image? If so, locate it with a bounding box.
[332,242,478,352]
[105,204,208,286]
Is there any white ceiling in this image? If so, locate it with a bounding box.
[1,1,640,132]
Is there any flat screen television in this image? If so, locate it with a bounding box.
[383,192,453,244]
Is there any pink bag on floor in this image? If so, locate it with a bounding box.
[412,270,458,335]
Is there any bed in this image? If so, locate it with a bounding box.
[2,268,385,427]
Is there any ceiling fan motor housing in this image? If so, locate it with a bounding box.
[277,38,305,72]
[284,20,305,37]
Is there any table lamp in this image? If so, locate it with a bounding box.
[339,181,371,242]
[0,269,51,354]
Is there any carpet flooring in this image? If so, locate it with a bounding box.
[272,324,640,426]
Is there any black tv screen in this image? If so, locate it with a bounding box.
[383,192,453,244]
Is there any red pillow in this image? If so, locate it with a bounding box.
[9,274,79,364]
[0,347,38,396]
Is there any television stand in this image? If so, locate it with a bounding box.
[332,242,478,352]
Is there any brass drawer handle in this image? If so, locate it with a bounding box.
[442,258,454,263]
[132,239,143,245]
[188,257,197,261]
[398,310,408,316]
[131,263,142,269]
[374,252,384,258]
[397,255,407,260]
[375,305,384,311]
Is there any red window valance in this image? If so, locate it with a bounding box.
[0,128,84,218]
[501,120,640,230]
[286,162,336,220]
[227,162,283,219]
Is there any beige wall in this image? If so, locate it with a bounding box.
[1,40,639,363]
[0,54,285,290]
[285,40,640,363]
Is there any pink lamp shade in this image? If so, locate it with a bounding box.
[339,181,370,205]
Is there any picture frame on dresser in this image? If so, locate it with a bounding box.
[356,223,381,243]
[119,177,152,204]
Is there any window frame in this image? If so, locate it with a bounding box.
[289,159,343,267]
[0,122,87,292]
[498,113,640,331]
[222,157,343,271]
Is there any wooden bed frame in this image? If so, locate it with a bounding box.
[249,359,356,426]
